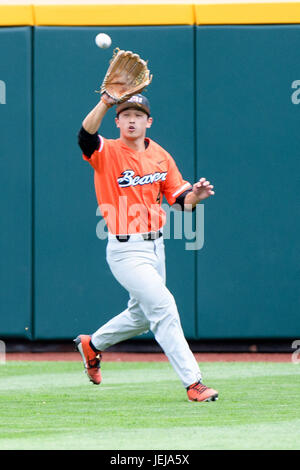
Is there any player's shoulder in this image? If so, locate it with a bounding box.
[99,135,118,145]
[148,138,173,159]
[97,135,121,153]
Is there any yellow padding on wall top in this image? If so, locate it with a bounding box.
[1,2,300,26]
[195,2,300,25]
[0,4,34,25]
[34,4,195,26]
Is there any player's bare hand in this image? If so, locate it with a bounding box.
[192,177,215,201]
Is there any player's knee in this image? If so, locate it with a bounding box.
[133,317,150,330]
[150,311,181,342]
[152,299,177,319]
[151,290,176,310]
[150,295,179,326]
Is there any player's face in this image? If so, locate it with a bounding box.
[115,109,152,140]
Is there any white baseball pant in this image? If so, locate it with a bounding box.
[91,233,202,388]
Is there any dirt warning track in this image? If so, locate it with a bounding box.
[5,352,292,362]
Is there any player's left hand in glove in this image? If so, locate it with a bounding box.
[99,48,152,108]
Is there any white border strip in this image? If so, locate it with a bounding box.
[172,182,192,198]
[98,135,104,152]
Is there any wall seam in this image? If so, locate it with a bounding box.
[31,26,35,340]
[193,24,198,340]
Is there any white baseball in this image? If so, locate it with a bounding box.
[95,33,112,49]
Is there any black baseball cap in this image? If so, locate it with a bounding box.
[116,94,151,117]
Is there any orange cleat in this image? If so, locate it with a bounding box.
[187,381,218,402]
[74,335,102,385]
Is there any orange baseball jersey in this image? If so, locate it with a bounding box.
[83,136,192,234]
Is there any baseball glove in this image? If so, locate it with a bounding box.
[99,48,152,107]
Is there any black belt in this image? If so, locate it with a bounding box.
[116,231,163,243]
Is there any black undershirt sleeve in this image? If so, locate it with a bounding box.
[78,126,100,158]
[174,188,196,212]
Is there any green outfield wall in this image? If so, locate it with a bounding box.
[195,25,300,339]
[33,26,196,339]
[0,24,299,341]
[0,27,32,339]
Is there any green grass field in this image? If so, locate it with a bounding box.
[0,360,299,450]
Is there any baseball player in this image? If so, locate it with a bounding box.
[74,53,218,402]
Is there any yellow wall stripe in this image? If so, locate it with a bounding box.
[1,2,300,27]
[195,2,300,25]
[0,5,34,26]
[34,4,195,26]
